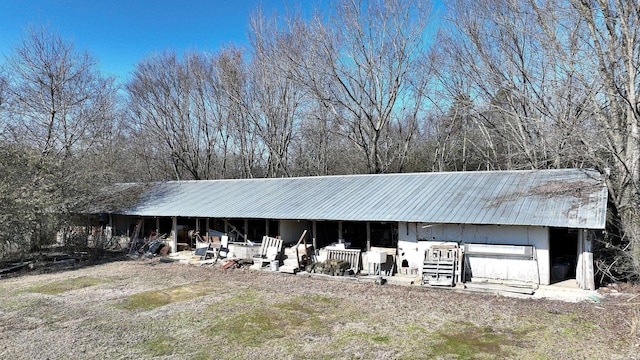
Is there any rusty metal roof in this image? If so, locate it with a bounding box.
[111,169,608,229]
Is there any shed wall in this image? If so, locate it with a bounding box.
[398,223,550,285]
[279,220,311,245]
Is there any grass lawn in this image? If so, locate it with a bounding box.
[0,257,637,359]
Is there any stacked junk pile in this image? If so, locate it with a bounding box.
[186,230,366,278]
[140,226,474,291]
[184,229,432,289]
[125,221,171,259]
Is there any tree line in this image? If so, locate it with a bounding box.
[1,0,638,283]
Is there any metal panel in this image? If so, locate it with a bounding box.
[465,243,534,259]
[109,169,608,229]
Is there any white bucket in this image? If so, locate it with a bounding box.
[271,261,279,271]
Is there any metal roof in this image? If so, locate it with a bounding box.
[110,169,608,229]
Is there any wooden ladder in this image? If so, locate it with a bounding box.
[127,219,143,254]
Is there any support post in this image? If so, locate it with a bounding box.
[244,219,249,243]
[577,230,584,287]
[171,216,178,253]
[312,221,317,252]
[366,222,371,251]
[584,231,595,290]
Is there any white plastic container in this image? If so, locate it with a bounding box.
[368,251,387,264]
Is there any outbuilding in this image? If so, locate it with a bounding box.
[99,168,607,290]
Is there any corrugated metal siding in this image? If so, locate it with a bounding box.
[114,169,608,229]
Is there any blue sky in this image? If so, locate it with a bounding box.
[0,0,324,80]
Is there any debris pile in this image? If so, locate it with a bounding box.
[127,238,170,259]
[0,250,124,278]
[308,259,352,276]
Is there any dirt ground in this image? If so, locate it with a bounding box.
[0,256,638,359]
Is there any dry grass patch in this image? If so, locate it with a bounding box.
[206,294,349,348]
[137,334,177,357]
[0,260,636,359]
[27,276,107,295]
[430,322,509,359]
[627,305,640,346]
[118,281,214,311]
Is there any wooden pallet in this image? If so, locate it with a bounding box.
[422,246,461,286]
[423,260,455,286]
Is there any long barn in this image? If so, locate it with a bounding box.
[98,168,607,290]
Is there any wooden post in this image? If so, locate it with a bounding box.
[312,220,317,253]
[205,218,210,235]
[584,230,595,290]
[585,252,594,290]
[338,221,343,241]
[171,216,178,253]
[266,219,270,237]
[576,230,584,287]
[244,219,249,243]
[155,217,160,234]
[366,222,371,251]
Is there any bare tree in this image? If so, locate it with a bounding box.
[440,1,545,169]
[0,71,8,138]
[441,0,640,280]
[213,47,265,179]
[560,0,640,279]
[0,70,7,105]
[0,25,118,251]
[246,12,309,177]
[280,0,433,174]
[291,100,359,175]
[127,51,239,180]
[4,26,115,160]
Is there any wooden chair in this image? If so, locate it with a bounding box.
[195,235,227,261]
[195,242,218,261]
[253,236,283,268]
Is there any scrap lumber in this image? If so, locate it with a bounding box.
[315,259,351,276]
[326,248,361,273]
[0,261,32,275]
[464,282,535,295]
[281,231,313,275]
[278,265,298,274]
[222,259,238,270]
[226,223,247,242]
[294,230,308,269]
[127,220,143,254]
